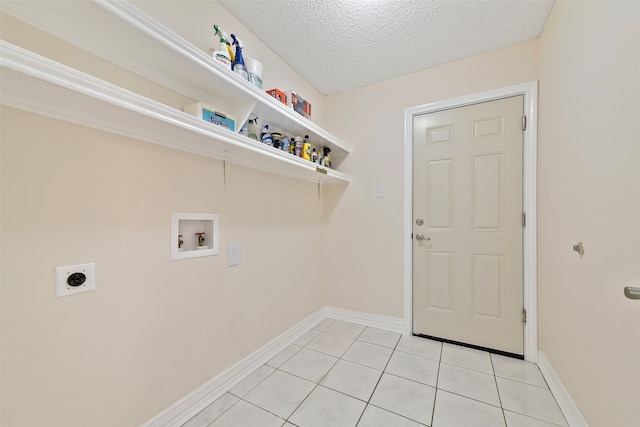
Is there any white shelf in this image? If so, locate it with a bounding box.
[0,42,350,185]
[0,0,351,184]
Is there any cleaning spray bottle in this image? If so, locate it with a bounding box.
[213,24,234,69]
[261,124,273,146]
[322,147,332,168]
[230,34,248,80]
[247,115,259,141]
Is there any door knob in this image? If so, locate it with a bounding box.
[415,233,430,241]
[624,287,640,300]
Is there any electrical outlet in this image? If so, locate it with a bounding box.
[55,263,96,298]
[228,245,240,266]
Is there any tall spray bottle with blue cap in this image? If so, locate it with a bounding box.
[213,24,234,69]
[231,34,248,80]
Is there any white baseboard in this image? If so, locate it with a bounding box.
[141,309,325,427]
[538,351,589,427]
[322,306,405,334]
[142,307,404,427]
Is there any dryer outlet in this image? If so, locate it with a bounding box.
[55,263,96,298]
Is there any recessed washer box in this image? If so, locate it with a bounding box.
[171,213,219,260]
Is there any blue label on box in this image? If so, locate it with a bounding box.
[202,108,235,132]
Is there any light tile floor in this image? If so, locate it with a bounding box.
[183,319,567,427]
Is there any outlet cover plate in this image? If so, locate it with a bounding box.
[55,263,96,298]
[228,245,240,266]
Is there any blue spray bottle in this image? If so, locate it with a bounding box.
[261,124,273,146]
[231,34,248,80]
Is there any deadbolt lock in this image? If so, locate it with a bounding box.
[415,218,424,226]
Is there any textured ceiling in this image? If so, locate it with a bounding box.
[219,0,554,95]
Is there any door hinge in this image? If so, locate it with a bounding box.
[522,308,527,324]
[522,212,526,227]
[522,115,527,131]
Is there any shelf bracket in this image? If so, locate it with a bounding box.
[224,150,230,192]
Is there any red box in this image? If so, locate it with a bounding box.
[266,89,287,105]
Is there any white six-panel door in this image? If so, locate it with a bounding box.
[413,95,524,355]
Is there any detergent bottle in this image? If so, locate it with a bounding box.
[231,34,249,80]
[302,135,312,161]
[213,24,233,69]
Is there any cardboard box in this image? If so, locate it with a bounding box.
[183,102,236,132]
[286,90,312,119]
[266,89,287,105]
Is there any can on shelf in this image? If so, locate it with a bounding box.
[294,136,303,157]
[281,136,290,152]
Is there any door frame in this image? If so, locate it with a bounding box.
[403,81,538,362]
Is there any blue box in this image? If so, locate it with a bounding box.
[183,102,236,132]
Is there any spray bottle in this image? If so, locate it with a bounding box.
[230,34,248,80]
[322,147,332,168]
[261,124,273,146]
[213,24,234,69]
[247,115,259,141]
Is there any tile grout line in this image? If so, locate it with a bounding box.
[226,326,333,427]
[207,366,280,426]
[237,398,289,425]
[280,323,345,426]
[221,332,409,425]
[340,326,370,427]
[204,323,564,427]
[283,325,408,426]
[431,340,444,427]
[491,356,569,427]
[281,382,320,426]
[206,396,243,427]
[352,331,403,426]
[489,353,509,427]
[311,325,368,426]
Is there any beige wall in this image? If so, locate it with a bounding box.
[0,108,328,426]
[0,3,330,426]
[323,40,541,317]
[324,1,640,426]
[537,2,640,426]
[3,1,639,426]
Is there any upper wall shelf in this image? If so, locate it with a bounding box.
[0,42,350,185]
[0,0,351,185]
